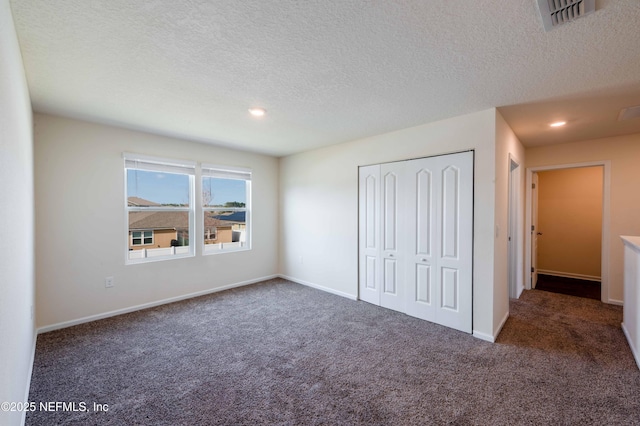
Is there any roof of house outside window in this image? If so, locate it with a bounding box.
[127,197,243,231]
[127,197,161,207]
[129,211,228,231]
[211,211,246,224]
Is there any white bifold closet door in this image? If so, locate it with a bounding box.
[358,151,473,333]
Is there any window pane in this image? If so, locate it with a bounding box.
[127,169,190,207]
[129,211,189,251]
[125,156,195,263]
[204,210,247,252]
[202,177,246,208]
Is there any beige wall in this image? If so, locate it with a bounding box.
[537,167,603,279]
[35,114,280,329]
[280,108,506,340]
[526,132,640,303]
[0,1,35,424]
[495,111,526,325]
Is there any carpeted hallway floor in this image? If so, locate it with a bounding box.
[26,279,640,425]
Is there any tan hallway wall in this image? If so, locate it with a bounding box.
[537,167,603,279]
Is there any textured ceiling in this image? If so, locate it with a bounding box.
[10,0,640,156]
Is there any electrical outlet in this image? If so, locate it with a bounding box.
[299,256,304,265]
[105,276,114,288]
[30,305,34,320]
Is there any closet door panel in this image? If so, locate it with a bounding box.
[405,158,436,321]
[358,165,381,305]
[441,165,460,260]
[380,164,405,312]
[415,169,433,257]
[415,264,432,304]
[435,152,473,333]
[441,267,459,311]
[365,256,377,290]
[384,258,398,294]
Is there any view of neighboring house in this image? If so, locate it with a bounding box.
[203,214,238,246]
[127,197,239,250]
[210,211,246,233]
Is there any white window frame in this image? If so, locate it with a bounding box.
[201,164,252,255]
[124,153,196,264]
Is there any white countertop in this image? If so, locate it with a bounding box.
[621,236,640,252]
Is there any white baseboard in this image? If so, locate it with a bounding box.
[472,310,509,343]
[537,269,601,282]
[37,274,279,334]
[608,299,624,306]
[278,274,358,301]
[472,330,495,342]
[621,322,640,370]
[280,276,500,343]
[22,330,37,426]
[494,310,509,340]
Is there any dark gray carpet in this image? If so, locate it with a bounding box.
[27,278,640,425]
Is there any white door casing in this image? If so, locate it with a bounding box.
[525,162,611,302]
[531,172,539,288]
[508,158,521,299]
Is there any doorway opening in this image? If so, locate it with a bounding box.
[525,161,611,303]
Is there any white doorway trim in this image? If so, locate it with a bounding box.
[524,161,612,304]
[508,155,523,299]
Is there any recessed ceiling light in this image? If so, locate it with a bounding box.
[248,107,266,117]
[550,121,566,127]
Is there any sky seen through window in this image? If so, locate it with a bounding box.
[127,170,245,206]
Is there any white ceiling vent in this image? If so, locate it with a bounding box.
[537,0,595,31]
[618,105,640,121]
